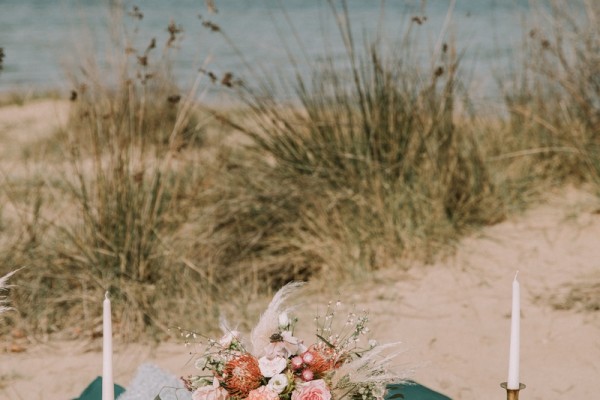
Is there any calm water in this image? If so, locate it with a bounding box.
[0,0,537,101]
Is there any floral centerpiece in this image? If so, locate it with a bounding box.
[180,283,407,400]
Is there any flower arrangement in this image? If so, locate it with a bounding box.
[180,283,407,400]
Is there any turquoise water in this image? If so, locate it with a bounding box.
[0,0,535,100]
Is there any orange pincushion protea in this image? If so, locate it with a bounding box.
[304,344,340,375]
[222,354,263,397]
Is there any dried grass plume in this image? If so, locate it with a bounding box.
[250,281,304,355]
[0,270,18,316]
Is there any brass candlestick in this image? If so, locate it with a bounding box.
[501,382,526,400]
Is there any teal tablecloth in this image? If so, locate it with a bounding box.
[387,381,451,400]
[74,377,125,400]
[75,377,450,400]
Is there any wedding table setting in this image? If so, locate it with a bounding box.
[74,274,525,400]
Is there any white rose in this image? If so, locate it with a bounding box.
[268,373,289,394]
[259,356,287,377]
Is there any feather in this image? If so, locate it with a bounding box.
[219,314,233,334]
[250,281,304,355]
[0,270,18,316]
[331,342,409,389]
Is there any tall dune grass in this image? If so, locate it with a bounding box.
[0,6,223,338]
[0,0,598,338]
[210,1,503,283]
[500,0,599,185]
[53,9,219,336]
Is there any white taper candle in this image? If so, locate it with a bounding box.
[507,271,520,389]
[103,291,114,400]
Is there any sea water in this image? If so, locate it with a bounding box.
[0,0,542,102]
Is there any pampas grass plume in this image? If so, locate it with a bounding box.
[0,270,18,316]
[250,281,304,355]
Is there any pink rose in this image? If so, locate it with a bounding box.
[247,386,280,400]
[291,379,331,400]
[192,378,229,400]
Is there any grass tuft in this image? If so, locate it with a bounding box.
[1,0,599,339]
[213,2,503,283]
[501,0,600,185]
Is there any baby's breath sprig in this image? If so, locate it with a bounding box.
[172,326,205,347]
[312,301,374,362]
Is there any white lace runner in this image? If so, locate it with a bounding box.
[117,363,191,400]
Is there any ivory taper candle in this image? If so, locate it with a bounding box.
[103,291,114,400]
[507,271,520,390]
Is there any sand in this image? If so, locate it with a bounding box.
[1,100,599,400]
[0,98,69,159]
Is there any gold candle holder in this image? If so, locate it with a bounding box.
[501,382,526,400]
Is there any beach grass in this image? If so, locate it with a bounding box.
[0,0,598,339]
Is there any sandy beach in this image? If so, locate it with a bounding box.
[1,98,599,400]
